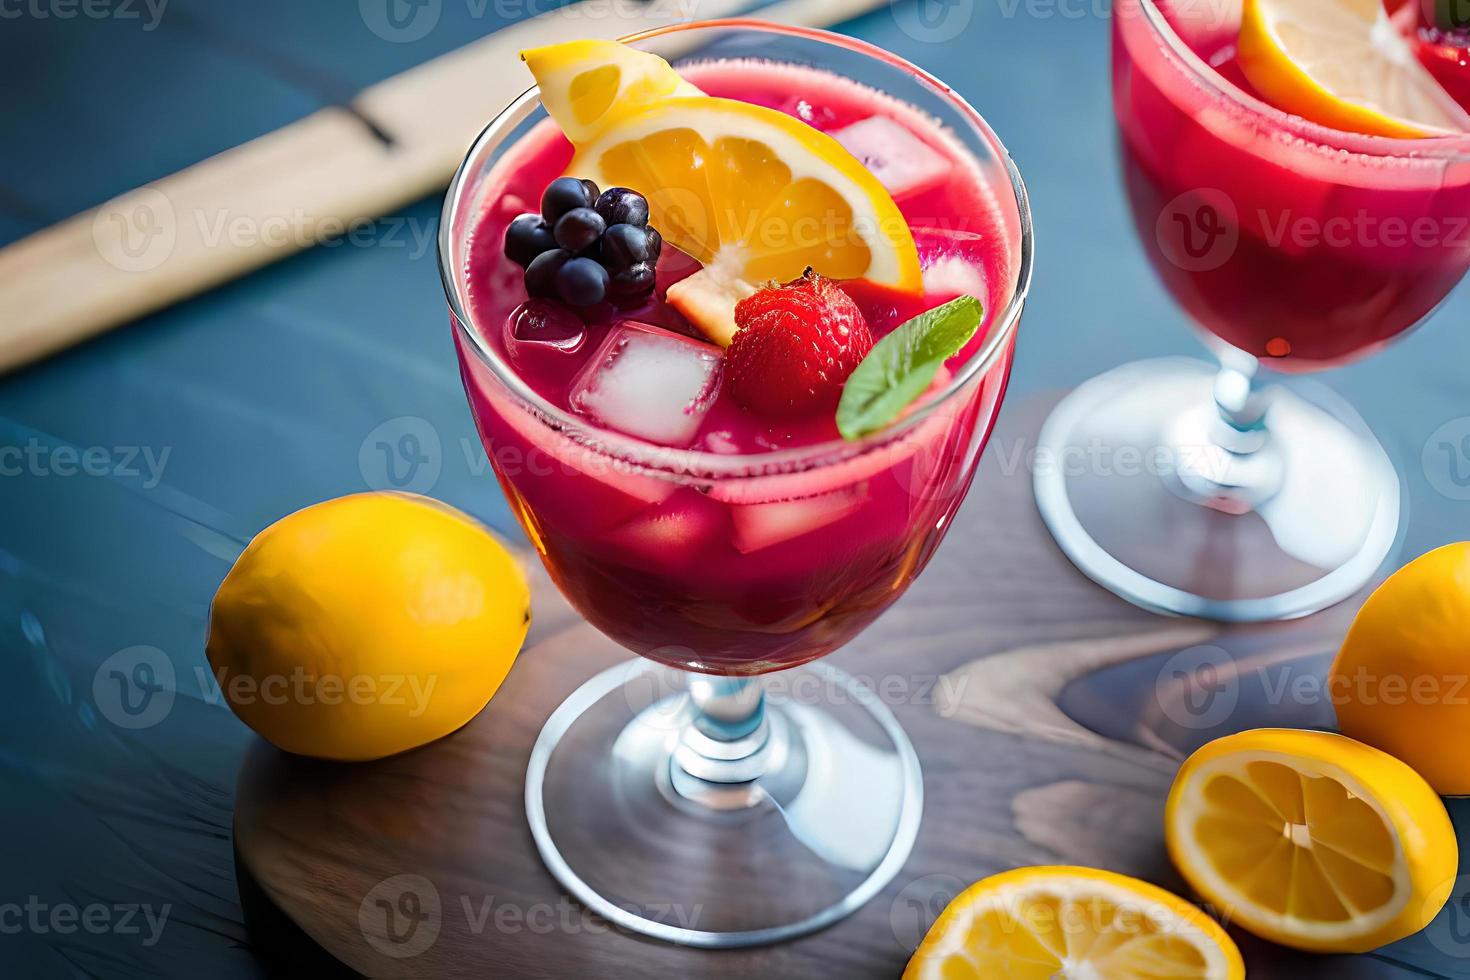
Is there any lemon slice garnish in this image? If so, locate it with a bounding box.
[523,41,922,344]
[1239,0,1470,137]
[904,865,1245,979]
[521,39,703,143]
[1167,728,1457,953]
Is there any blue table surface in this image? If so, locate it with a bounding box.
[2,1,1468,976]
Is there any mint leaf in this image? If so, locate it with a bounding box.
[836,295,984,440]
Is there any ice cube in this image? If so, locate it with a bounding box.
[730,483,869,553]
[569,322,722,447]
[605,491,727,569]
[832,116,951,200]
[913,227,990,300]
[505,300,586,363]
[922,254,988,299]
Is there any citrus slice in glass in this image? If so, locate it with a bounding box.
[522,39,923,345]
[1166,728,1457,953]
[1238,0,1470,136]
[574,96,924,343]
[903,865,1244,979]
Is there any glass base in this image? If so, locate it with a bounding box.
[1034,357,1400,622]
[524,659,923,948]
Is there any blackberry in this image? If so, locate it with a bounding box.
[503,179,661,307]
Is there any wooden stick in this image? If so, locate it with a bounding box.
[0,0,886,373]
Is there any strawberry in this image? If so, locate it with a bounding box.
[725,269,874,416]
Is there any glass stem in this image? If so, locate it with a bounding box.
[1173,351,1283,514]
[670,675,786,809]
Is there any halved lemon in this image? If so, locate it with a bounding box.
[1166,728,1456,953]
[521,39,702,143]
[904,865,1244,979]
[523,40,922,344]
[1238,0,1470,137]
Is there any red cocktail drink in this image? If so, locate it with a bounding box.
[1037,0,1470,624]
[441,22,1032,946]
[1115,0,1470,370]
[456,60,1019,674]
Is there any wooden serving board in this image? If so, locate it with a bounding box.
[232,397,1464,979]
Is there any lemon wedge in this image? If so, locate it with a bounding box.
[521,39,703,143]
[904,865,1244,979]
[523,40,922,344]
[1238,0,1470,137]
[1166,728,1457,953]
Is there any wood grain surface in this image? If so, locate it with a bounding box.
[232,397,1456,979]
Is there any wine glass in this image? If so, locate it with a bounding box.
[440,21,1033,946]
[1035,0,1470,621]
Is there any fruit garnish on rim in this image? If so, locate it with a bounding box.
[521,39,923,345]
[521,39,702,143]
[1238,0,1470,135]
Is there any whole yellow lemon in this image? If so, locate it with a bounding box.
[1331,541,1470,794]
[207,492,530,761]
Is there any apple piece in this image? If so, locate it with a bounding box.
[664,266,757,346]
